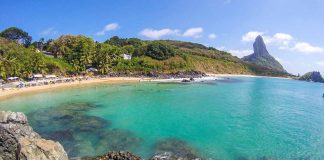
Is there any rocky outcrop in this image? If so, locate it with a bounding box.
[0,111,68,160]
[242,35,286,73]
[82,151,141,160]
[299,71,324,83]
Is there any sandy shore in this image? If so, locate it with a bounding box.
[0,77,150,100]
[0,74,293,100]
[206,73,292,80]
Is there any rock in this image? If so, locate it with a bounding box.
[0,111,68,160]
[242,35,286,73]
[82,151,141,160]
[96,128,142,153]
[152,138,201,160]
[151,152,174,160]
[0,125,20,160]
[181,79,191,83]
[299,71,324,83]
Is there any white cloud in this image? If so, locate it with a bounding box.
[139,28,180,39]
[95,23,119,36]
[291,42,323,54]
[241,31,324,54]
[241,31,264,42]
[183,27,203,38]
[241,31,293,48]
[316,61,324,66]
[227,49,253,58]
[40,27,58,36]
[275,57,290,64]
[208,33,217,39]
[217,46,226,50]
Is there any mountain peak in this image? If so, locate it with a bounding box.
[242,35,286,73]
[253,35,269,56]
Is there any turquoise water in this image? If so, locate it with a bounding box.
[1,77,324,159]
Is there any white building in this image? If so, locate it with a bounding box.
[123,54,132,60]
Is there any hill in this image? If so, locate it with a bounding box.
[242,35,286,73]
[0,27,291,80]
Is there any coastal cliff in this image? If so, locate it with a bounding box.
[0,111,68,160]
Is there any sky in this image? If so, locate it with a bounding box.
[1,0,324,75]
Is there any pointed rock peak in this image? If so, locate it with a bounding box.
[253,35,269,56]
[241,35,287,73]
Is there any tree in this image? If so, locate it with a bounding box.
[105,36,127,47]
[146,41,175,60]
[0,27,32,47]
[48,35,96,72]
[94,43,122,74]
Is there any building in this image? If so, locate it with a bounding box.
[32,74,43,80]
[123,54,132,60]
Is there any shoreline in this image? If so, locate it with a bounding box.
[0,77,150,100]
[0,74,293,100]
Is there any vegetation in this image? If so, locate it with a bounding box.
[0,27,32,47]
[0,27,289,80]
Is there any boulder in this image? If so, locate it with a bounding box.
[82,151,141,160]
[0,111,68,160]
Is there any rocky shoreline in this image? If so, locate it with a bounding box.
[0,111,68,160]
[1,111,202,160]
[106,70,206,79]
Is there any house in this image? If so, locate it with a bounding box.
[7,77,19,82]
[45,75,57,79]
[32,74,43,80]
[123,54,132,60]
[86,68,98,72]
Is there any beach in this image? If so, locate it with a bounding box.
[0,74,293,100]
[0,77,151,100]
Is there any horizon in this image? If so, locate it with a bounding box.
[1,0,324,75]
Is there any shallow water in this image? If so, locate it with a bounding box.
[1,77,324,159]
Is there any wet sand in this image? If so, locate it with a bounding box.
[0,77,151,100]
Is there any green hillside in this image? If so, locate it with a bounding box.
[0,27,290,80]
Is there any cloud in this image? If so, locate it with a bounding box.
[275,57,290,64]
[217,46,226,50]
[183,27,203,38]
[40,27,58,36]
[227,49,253,58]
[241,31,293,48]
[316,61,324,66]
[291,42,323,54]
[241,31,264,42]
[95,23,119,36]
[242,31,323,54]
[139,28,180,39]
[208,33,217,39]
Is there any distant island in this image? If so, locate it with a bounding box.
[298,71,324,83]
[0,27,290,82]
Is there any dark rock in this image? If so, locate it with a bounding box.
[0,111,68,160]
[299,71,324,83]
[96,129,142,153]
[82,151,141,160]
[242,35,286,73]
[0,125,20,160]
[181,79,191,83]
[46,130,75,142]
[152,138,201,160]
